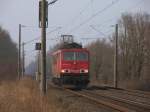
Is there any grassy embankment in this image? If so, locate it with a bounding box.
[0,78,58,112]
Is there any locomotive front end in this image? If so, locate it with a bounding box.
[60,49,89,87]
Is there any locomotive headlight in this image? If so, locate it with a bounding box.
[61,69,70,73]
[80,69,88,73]
[61,70,65,73]
[84,69,88,73]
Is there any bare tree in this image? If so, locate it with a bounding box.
[118,13,150,81]
[86,39,114,84]
[0,26,18,80]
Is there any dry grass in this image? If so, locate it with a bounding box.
[0,77,120,112]
[0,78,101,112]
[0,78,56,112]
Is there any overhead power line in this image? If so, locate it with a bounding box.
[78,0,145,39]
[24,27,61,45]
[47,37,59,41]
[24,37,39,45]
[90,0,145,28]
[63,0,92,33]
[90,25,107,37]
[81,37,100,40]
[69,0,92,25]
[69,0,120,33]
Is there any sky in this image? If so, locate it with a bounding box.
[0,0,150,67]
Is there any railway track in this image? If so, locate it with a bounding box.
[65,88,133,112]
[103,85,150,97]
[123,89,150,98]
[49,83,150,112]
[94,85,150,99]
[107,89,150,100]
[93,87,150,105]
[83,89,150,112]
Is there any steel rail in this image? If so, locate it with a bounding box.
[123,89,150,97]
[84,90,150,111]
[97,84,150,98]
[48,83,150,112]
[48,83,132,112]
[109,89,150,99]
[64,89,134,112]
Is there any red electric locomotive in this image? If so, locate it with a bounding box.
[51,42,90,88]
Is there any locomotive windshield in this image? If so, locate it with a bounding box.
[76,52,88,61]
[63,52,88,61]
[63,52,75,61]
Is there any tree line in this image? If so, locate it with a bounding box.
[87,13,150,90]
[26,12,150,90]
[0,27,18,80]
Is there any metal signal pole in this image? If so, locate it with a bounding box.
[18,24,21,80]
[114,24,118,88]
[40,0,48,94]
[38,50,41,81]
[35,43,41,82]
[39,0,58,95]
[22,42,25,78]
[41,0,47,94]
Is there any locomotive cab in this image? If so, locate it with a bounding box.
[51,42,90,88]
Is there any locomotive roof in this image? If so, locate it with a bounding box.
[52,48,89,55]
[58,42,82,49]
[52,42,89,55]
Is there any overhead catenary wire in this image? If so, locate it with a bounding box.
[78,0,146,42]
[69,0,120,33]
[46,37,59,41]
[19,25,62,35]
[23,0,146,54]
[20,25,59,29]
[90,25,107,37]
[61,0,92,34]
[68,0,92,26]
[68,0,145,39]
[24,27,61,45]
[90,0,146,29]
[23,0,147,71]
[81,37,101,40]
